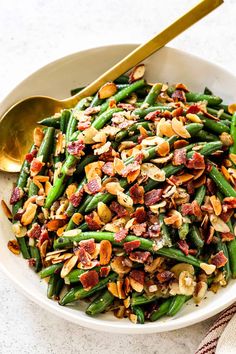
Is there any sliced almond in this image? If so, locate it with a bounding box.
[99,240,112,265]
[61,255,78,278]
[105,182,124,195]
[230,153,236,165]
[57,224,67,237]
[97,202,112,223]
[93,131,107,143]
[32,178,44,196]
[209,196,222,216]
[71,213,83,225]
[65,183,78,199]
[220,132,233,147]
[114,157,125,175]
[7,239,20,255]
[193,281,208,304]
[158,119,176,138]
[85,161,104,181]
[39,239,49,259]
[21,202,37,226]
[174,173,194,185]
[1,199,12,219]
[111,256,131,275]
[172,118,191,138]
[156,141,170,157]
[12,223,27,238]
[33,127,44,147]
[117,191,133,208]
[200,262,216,275]
[228,103,236,115]
[129,277,144,292]
[78,126,98,144]
[123,296,131,308]
[186,113,202,123]
[171,263,195,277]
[94,141,111,155]
[141,163,165,182]
[129,314,138,324]
[210,214,230,233]
[129,64,145,83]
[179,271,195,296]
[151,153,173,164]
[98,82,117,99]
[55,132,65,155]
[221,166,233,183]
[117,280,126,299]
[164,210,183,228]
[107,282,119,297]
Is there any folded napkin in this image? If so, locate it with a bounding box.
[195,303,236,354]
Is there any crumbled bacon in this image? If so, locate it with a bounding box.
[69,188,84,208]
[221,232,235,242]
[25,149,37,163]
[185,152,205,170]
[134,153,144,165]
[38,228,49,247]
[144,189,163,206]
[124,240,141,253]
[10,187,23,205]
[220,209,234,223]
[223,197,236,209]
[186,105,200,114]
[77,121,91,131]
[211,251,228,268]
[156,270,174,283]
[181,201,202,219]
[84,106,100,116]
[85,212,102,231]
[130,270,145,284]
[145,110,161,121]
[172,90,186,102]
[110,201,128,217]
[28,258,36,267]
[132,223,147,236]
[102,162,115,176]
[13,208,24,221]
[79,239,96,254]
[84,178,101,195]
[129,251,150,263]
[98,146,118,162]
[30,158,44,175]
[27,223,41,238]
[148,223,161,238]
[129,184,144,204]
[132,207,147,223]
[114,228,128,242]
[117,103,136,111]
[177,240,189,255]
[67,140,85,157]
[206,178,216,195]
[100,266,111,278]
[79,270,99,290]
[120,162,140,178]
[187,181,195,195]
[172,148,187,166]
[77,247,91,266]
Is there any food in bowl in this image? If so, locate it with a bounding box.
[3,64,236,324]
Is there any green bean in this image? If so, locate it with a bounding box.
[185,92,222,106]
[60,109,71,134]
[40,263,63,279]
[159,213,172,246]
[133,106,172,118]
[195,185,206,206]
[64,268,98,284]
[47,274,64,299]
[208,165,236,198]
[131,294,160,306]
[167,295,190,316]
[195,130,218,142]
[207,107,232,121]
[226,220,236,278]
[29,245,42,272]
[86,289,114,316]
[54,232,201,267]
[143,83,163,105]
[60,273,117,305]
[150,298,172,322]
[189,226,204,249]
[204,87,213,95]
[76,155,97,175]
[38,115,61,128]
[213,104,230,114]
[199,115,230,134]
[114,75,129,84]
[132,306,145,324]
[230,113,236,154]
[216,233,231,282]
[179,222,190,240]
[115,121,151,142]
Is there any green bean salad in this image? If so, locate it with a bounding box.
[4,64,236,324]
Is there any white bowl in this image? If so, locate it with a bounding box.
[1,44,236,334]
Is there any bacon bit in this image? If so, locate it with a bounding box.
[129,251,150,263]
[38,228,50,247]
[221,232,234,242]
[192,200,202,219]
[157,270,174,283]
[102,162,115,176]
[114,228,128,242]
[148,223,161,238]
[25,149,37,163]
[27,223,41,238]
[110,201,128,217]
[186,152,205,170]
[223,197,236,209]
[172,107,184,117]
[220,209,234,223]
[100,266,111,278]
[69,188,84,208]
[77,121,91,130]
[100,240,112,265]
[117,103,136,111]
[84,177,102,195]
[172,90,186,102]
[80,270,99,290]
[173,148,187,166]
[205,226,215,244]
[79,239,95,254]
[77,247,91,266]
[129,64,145,83]
[178,240,189,255]
[145,110,161,121]
[134,153,144,165]
[7,239,20,255]
[133,207,147,223]
[1,199,13,219]
[124,240,141,253]
[144,189,163,206]
[211,251,228,268]
[206,178,216,195]
[30,157,44,176]
[10,187,23,205]
[130,270,145,285]
[121,162,140,178]
[67,140,85,157]
[85,212,102,231]
[28,258,36,267]
[129,184,144,204]
[186,105,200,114]
[132,223,147,237]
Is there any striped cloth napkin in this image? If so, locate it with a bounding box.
[195,303,236,354]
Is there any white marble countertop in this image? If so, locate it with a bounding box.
[0,0,236,353]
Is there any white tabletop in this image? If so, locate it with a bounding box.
[0,0,236,353]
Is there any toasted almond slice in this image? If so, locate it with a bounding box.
[63,229,82,237]
[93,131,107,143]
[175,173,194,185]
[229,153,236,165]
[172,118,191,138]
[7,239,20,255]
[221,166,232,182]
[1,199,12,219]
[141,163,165,182]
[33,175,49,182]
[129,64,145,83]
[129,314,138,324]
[210,196,222,216]
[55,131,65,155]
[129,277,144,292]
[61,255,78,278]
[71,213,83,225]
[151,153,173,164]
[228,103,236,115]
[176,83,189,92]
[94,141,111,155]
[193,281,208,304]
[32,178,44,196]
[171,263,194,277]
[186,113,202,123]
[97,202,112,223]
[141,136,165,147]
[200,262,216,275]
[85,161,104,181]
[111,256,131,275]
[39,239,49,259]
[65,183,78,199]
[52,253,73,264]
[12,223,27,238]
[21,202,37,226]
[78,126,98,144]
[33,127,44,147]
[105,182,124,195]
[192,174,206,188]
[123,296,131,308]
[100,240,112,265]
[107,282,119,297]
[117,280,126,299]
[46,249,67,257]
[114,157,125,175]
[57,224,67,237]
[158,119,176,138]
[98,82,117,99]
[117,191,133,208]
[126,92,138,104]
[179,271,195,296]
[46,219,65,231]
[210,214,230,233]
[220,132,233,147]
[164,210,182,228]
[156,141,170,157]
[192,169,205,180]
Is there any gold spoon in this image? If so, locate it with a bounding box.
[0,0,223,172]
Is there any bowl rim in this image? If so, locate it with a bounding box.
[1,43,236,334]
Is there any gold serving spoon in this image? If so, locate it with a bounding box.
[0,0,223,172]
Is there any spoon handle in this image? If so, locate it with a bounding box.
[68,0,223,104]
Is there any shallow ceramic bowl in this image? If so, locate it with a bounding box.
[1,44,236,334]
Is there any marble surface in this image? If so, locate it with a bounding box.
[0,0,236,353]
